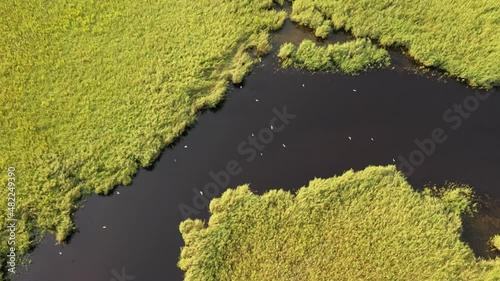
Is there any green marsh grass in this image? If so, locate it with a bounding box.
[1,0,499,279]
[278,38,391,73]
[179,166,500,280]
[288,0,500,87]
[493,235,500,251]
[0,0,285,278]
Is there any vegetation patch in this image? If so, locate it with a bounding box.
[278,39,390,73]
[0,1,286,279]
[179,166,500,281]
[288,0,500,88]
[492,235,500,252]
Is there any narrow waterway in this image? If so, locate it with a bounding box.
[14,19,500,281]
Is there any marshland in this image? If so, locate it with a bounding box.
[1,0,499,280]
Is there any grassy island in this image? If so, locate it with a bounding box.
[179,166,500,281]
[278,39,390,73]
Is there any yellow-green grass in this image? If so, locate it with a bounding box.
[492,235,500,252]
[0,0,286,278]
[1,0,499,279]
[179,166,500,281]
[289,0,500,88]
[278,38,390,73]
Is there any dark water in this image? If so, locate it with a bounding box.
[14,20,500,281]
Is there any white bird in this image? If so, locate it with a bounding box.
[353,89,357,92]
[116,191,120,195]
[102,226,107,229]
[59,252,62,255]
[199,190,203,195]
[260,153,263,156]
[255,98,259,102]
[184,145,188,148]
[251,133,254,137]
[371,138,374,141]
[240,86,243,88]
[282,144,286,148]
[302,84,305,87]
[348,136,352,140]
[392,158,396,163]
[271,125,274,130]
[174,159,177,162]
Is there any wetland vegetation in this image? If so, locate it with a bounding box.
[278,38,390,73]
[0,0,499,280]
[179,166,500,281]
[0,0,285,278]
[287,0,500,88]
